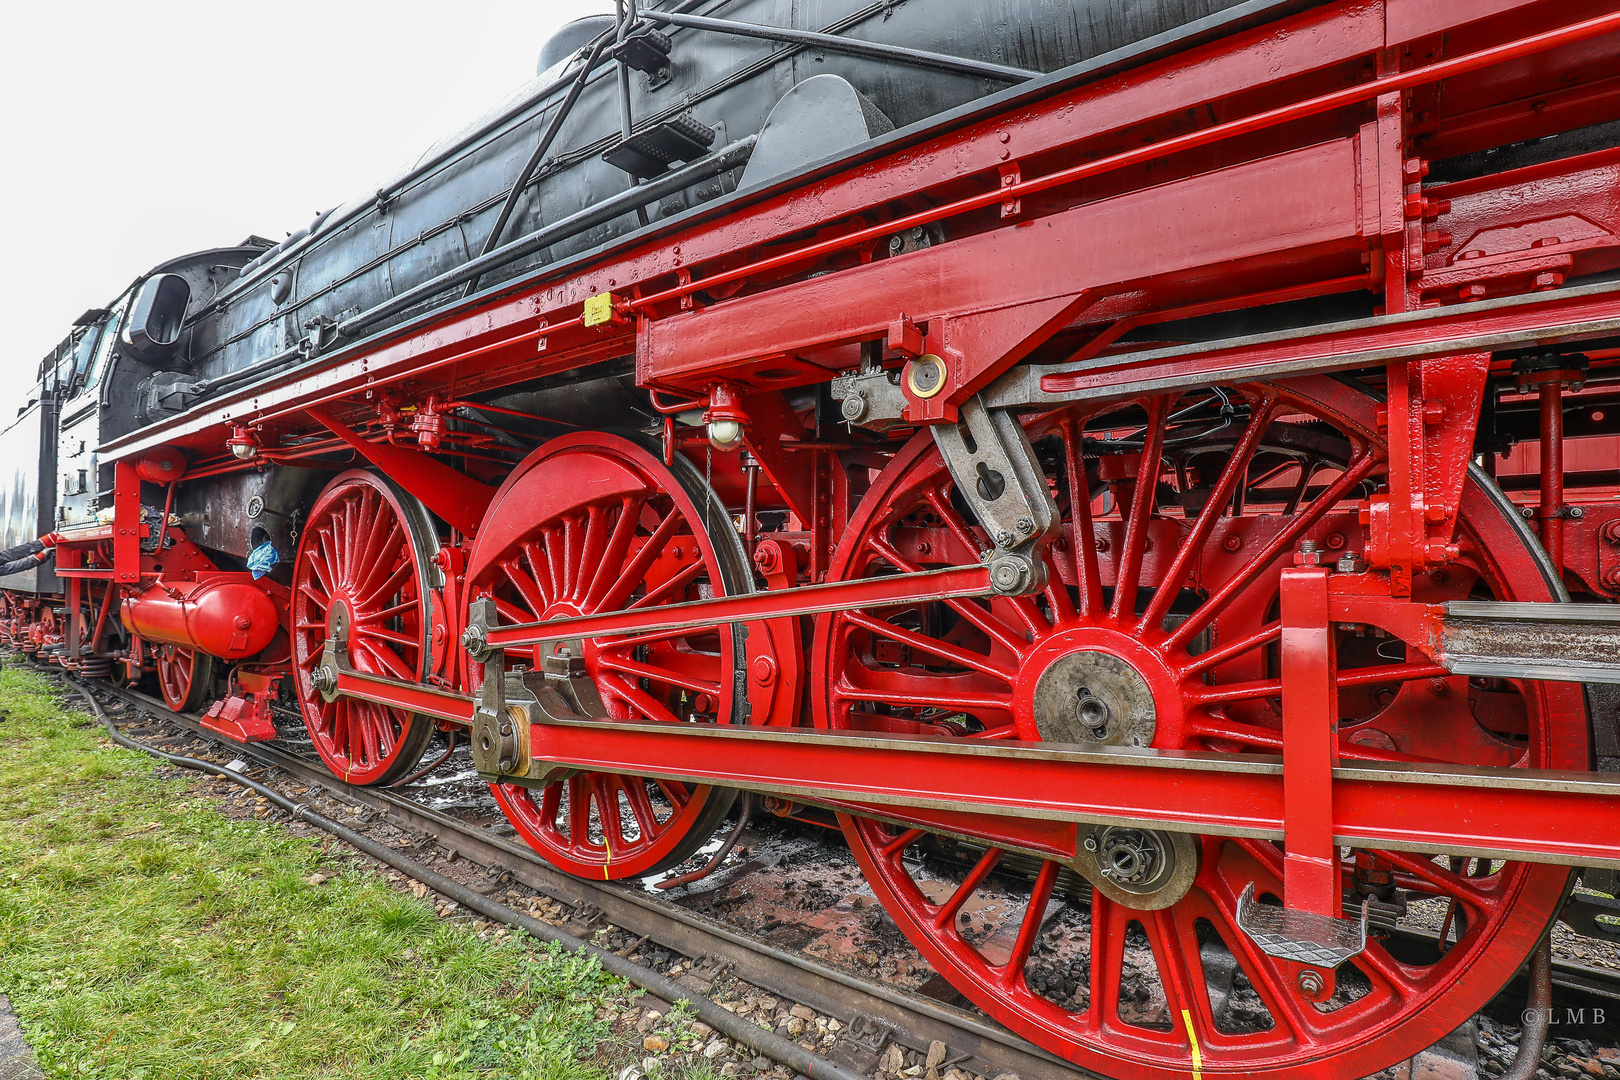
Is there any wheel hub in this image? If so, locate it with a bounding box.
[1075,823,1198,910]
[1029,648,1157,748]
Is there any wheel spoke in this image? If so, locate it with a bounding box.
[997,860,1058,988]
[1111,395,1171,623]
[560,515,584,600]
[1165,451,1377,653]
[1087,892,1128,1031]
[1143,908,1205,1047]
[539,782,563,830]
[305,544,336,601]
[358,598,418,624]
[495,557,547,615]
[359,624,422,649]
[866,534,1030,657]
[923,486,989,562]
[831,682,1010,713]
[932,847,1003,930]
[630,559,705,610]
[841,609,1018,681]
[567,777,591,847]
[1139,395,1278,634]
[620,779,668,842]
[596,655,721,697]
[1371,849,1500,911]
[592,775,625,847]
[358,560,414,611]
[352,518,402,598]
[1059,415,1106,617]
[573,504,613,605]
[1188,660,1452,705]
[607,679,686,725]
[598,507,684,612]
[584,496,646,610]
[1182,621,1280,677]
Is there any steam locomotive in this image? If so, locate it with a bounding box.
[7,1,1620,1076]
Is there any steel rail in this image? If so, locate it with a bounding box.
[61,670,1620,1065]
[71,675,1092,1080]
[64,677,868,1080]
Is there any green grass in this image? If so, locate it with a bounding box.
[0,660,628,1079]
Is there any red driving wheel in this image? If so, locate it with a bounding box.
[813,375,1584,1078]
[154,642,213,712]
[467,432,754,880]
[291,471,439,786]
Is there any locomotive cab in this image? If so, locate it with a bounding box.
[57,297,126,529]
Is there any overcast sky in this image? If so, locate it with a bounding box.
[0,0,612,364]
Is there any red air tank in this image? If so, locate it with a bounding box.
[121,575,280,660]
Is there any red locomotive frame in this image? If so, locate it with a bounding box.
[10,1,1620,1075]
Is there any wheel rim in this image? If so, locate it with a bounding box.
[467,432,747,880]
[155,643,204,711]
[814,375,1584,1078]
[291,470,438,786]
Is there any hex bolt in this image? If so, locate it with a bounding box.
[1015,517,1034,535]
[1297,970,1325,997]
[1083,834,1099,852]
[988,557,1028,594]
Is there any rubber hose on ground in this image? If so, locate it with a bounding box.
[65,678,865,1080]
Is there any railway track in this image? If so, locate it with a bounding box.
[35,668,1619,1079]
[63,672,1090,1080]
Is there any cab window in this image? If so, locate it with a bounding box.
[70,326,100,385]
[88,306,123,387]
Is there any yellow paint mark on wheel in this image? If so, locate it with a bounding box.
[1182,1009,1202,1080]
